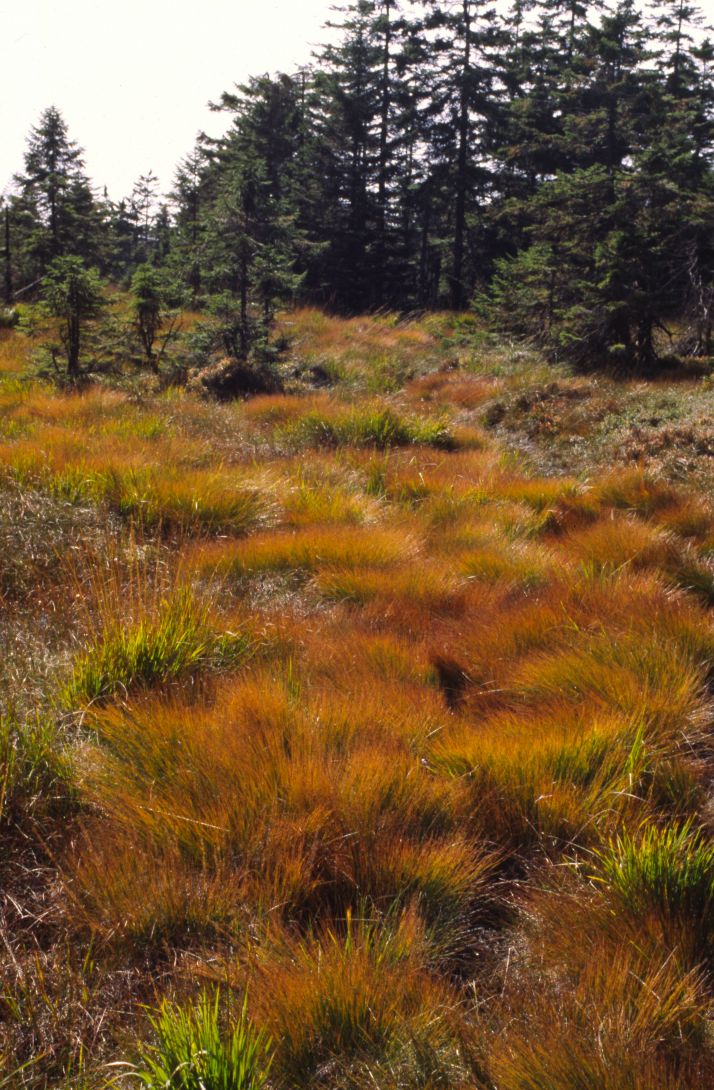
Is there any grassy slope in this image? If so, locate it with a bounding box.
[1,311,714,1088]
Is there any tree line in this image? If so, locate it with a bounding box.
[2,0,713,371]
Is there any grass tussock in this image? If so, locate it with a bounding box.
[61,560,255,708]
[487,883,713,1090]
[131,991,272,1090]
[66,831,248,951]
[594,821,714,964]
[102,467,268,535]
[66,673,496,945]
[192,524,415,578]
[243,913,466,1089]
[0,712,73,830]
[316,564,465,615]
[279,404,454,451]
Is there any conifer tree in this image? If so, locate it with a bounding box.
[15,107,105,276]
[41,256,105,378]
[1,198,13,306]
[129,171,161,266]
[170,146,208,301]
[312,1,384,308]
[419,0,503,306]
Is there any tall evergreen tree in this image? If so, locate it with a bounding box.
[170,145,210,302]
[312,1,384,308]
[420,0,503,306]
[14,107,105,275]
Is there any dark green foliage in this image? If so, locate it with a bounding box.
[4,2,714,372]
[40,256,106,377]
[178,84,308,372]
[131,264,169,370]
[11,107,108,285]
[480,0,714,369]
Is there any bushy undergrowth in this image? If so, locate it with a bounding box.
[1,314,714,1089]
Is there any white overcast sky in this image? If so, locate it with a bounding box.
[4,1,714,203]
[1,0,336,201]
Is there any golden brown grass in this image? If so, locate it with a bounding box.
[1,316,714,1087]
[0,329,31,373]
[241,913,467,1088]
[191,524,416,578]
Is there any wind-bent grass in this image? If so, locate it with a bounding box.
[564,515,714,601]
[192,524,415,577]
[4,454,267,535]
[100,467,268,534]
[316,564,465,614]
[460,540,555,589]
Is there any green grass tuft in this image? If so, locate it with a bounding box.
[131,991,272,1090]
[282,406,453,450]
[62,587,252,708]
[0,711,73,828]
[595,821,714,957]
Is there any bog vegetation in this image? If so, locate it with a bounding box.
[2,0,714,1087]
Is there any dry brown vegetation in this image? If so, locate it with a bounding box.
[1,311,714,1088]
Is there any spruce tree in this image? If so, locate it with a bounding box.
[419,0,503,307]
[41,256,105,378]
[15,107,105,276]
[170,146,208,302]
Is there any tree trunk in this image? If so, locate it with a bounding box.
[419,186,431,308]
[50,179,59,257]
[66,312,80,377]
[375,0,392,306]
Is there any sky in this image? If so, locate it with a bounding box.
[1,0,336,202]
